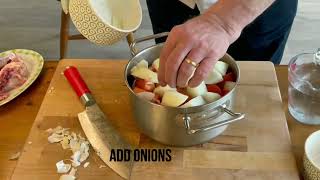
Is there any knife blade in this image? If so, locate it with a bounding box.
[64,66,132,179]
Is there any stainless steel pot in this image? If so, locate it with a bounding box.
[124,33,245,146]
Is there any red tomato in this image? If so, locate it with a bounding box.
[206,84,222,95]
[222,89,229,96]
[216,81,225,89]
[151,93,162,104]
[135,78,155,92]
[133,87,147,93]
[223,72,236,82]
[215,72,236,89]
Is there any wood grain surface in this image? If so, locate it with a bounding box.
[8,60,300,180]
[0,62,57,179]
[276,66,320,176]
[1,62,316,180]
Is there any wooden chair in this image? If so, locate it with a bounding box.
[59,10,135,59]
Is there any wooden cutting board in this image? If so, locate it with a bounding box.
[11,59,300,180]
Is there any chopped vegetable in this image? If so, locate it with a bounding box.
[161,91,188,107]
[206,84,222,95]
[133,87,147,93]
[130,58,237,107]
[204,69,223,84]
[59,175,76,180]
[180,96,206,108]
[223,72,236,82]
[48,133,64,143]
[153,85,176,97]
[135,79,155,92]
[56,160,71,173]
[186,82,208,98]
[83,162,90,168]
[203,92,221,103]
[214,61,229,76]
[131,67,158,83]
[46,126,91,179]
[152,58,160,71]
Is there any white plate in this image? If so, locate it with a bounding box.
[0,49,44,106]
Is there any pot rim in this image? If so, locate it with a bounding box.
[124,43,240,111]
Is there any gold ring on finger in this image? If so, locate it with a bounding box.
[185,58,199,68]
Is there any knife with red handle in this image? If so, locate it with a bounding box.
[64,66,96,106]
[63,66,132,179]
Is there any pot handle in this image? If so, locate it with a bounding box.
[183,105,245,134]
[130,32,169,56]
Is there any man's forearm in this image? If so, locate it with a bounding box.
[204,0,275,42]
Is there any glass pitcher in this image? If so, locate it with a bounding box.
[288,49,320,125]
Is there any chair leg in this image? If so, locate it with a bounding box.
[60,10,70,60]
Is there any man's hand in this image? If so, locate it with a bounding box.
[159,14,237,88]
[158,0,274,88]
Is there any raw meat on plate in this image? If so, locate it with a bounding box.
[0,53,29,101]
[0,53,22,69]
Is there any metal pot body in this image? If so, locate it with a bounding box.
[125,33,244,146]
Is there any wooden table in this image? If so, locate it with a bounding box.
[0,61,317,179]
[0,62,57,179]
[275,66,320,175]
